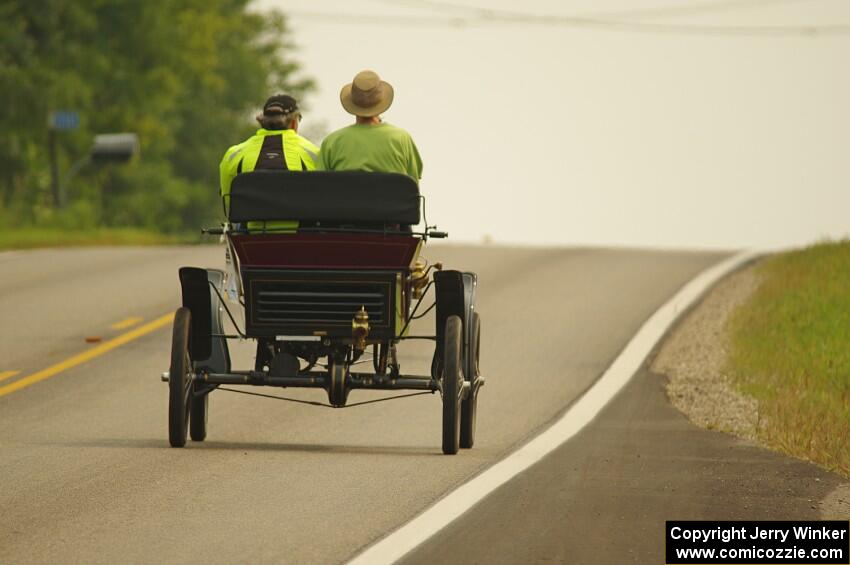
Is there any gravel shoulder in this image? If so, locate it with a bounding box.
[652,265,761,439]
[651,261,850,519]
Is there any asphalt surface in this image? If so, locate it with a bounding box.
[0,244,725,564]
[403,364,847,565]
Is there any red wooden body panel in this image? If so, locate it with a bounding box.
[230,233,422,269]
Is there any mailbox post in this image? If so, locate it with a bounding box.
[47,110,80,208]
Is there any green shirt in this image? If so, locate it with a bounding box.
[319,122,423,180]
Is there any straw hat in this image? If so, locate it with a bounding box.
[340,70,394,117]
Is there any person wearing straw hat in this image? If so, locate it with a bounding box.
[319,70,422,180]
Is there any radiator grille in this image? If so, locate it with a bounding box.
[255,282,386,324]
[244,270,397,336]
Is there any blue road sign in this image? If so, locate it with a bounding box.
[50,111,80,131]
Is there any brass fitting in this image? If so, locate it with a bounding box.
[352,306,370,351]
[410,259,444,300]
[410,258,429,299]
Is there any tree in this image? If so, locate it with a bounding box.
[0,0,312,231]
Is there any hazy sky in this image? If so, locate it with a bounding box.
[253,0,849,249]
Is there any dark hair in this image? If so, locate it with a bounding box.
[256,108,300,130]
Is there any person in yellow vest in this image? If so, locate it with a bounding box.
[219,95,319,302]
[219,94,319,211]
[319,70,422,181]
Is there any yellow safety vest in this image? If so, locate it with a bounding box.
[219,128,319,231]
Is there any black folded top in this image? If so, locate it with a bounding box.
[228,171,421,225]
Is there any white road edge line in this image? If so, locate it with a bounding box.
[348,249,762,565]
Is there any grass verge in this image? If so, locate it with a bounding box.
[0,227,202,250]
[727,241,850,477]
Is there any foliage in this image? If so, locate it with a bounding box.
[727,241,850,477]
[0,0,312,233]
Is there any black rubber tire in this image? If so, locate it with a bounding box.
[169,307,192,448]
[189,388,208,442]
[327,357,349,407]
[460,311,480,449]
[442,315,463,455]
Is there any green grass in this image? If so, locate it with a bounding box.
[727,241,850,477]
[0,227,202,250]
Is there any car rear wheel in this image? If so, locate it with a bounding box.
[460,311,480,449]
[169,307,192,448]
[442,315,463,455]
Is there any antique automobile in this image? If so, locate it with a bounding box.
[163,170,482,454]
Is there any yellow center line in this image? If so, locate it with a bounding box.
[0,312,175,399]
[110,316,144,330]
[0,370,20,383]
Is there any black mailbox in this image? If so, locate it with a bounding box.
[91,133,140,162]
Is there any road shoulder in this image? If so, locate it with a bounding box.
[653,259,850,516]
[403,363,847,565]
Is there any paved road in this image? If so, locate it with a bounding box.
[0,244,724,564]
[404,364,848,565]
